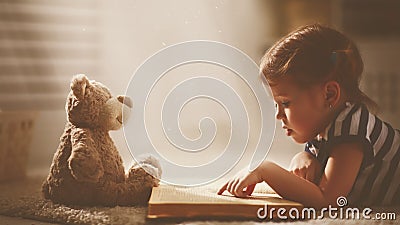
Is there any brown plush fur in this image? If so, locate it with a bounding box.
[42,74,161,206]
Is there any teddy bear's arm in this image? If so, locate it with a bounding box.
[68,128,104,183]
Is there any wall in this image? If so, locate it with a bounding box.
[26,0,304,179]
[97,0,300,175]
[24,1,400,181]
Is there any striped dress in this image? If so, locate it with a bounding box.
[305,102,400,206]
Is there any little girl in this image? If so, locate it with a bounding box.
[218,24,400,207]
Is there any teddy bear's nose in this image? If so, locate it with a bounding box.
[117,96,133,108]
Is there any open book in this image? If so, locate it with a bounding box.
[147,183,303,219]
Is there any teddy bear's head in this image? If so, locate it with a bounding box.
[66,74,132,130]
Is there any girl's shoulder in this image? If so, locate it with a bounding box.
[327,102,380,141]
[325,102,399,167]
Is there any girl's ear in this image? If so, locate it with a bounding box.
[325,81,341,107]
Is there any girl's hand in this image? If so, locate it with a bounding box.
[289,151,321,183]
[217,167,263,197]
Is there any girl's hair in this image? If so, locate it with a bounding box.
[260,23,377,112]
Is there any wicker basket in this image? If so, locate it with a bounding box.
[0,111,37,182]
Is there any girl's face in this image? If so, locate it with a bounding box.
[269,76,330,143]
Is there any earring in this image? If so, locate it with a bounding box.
[329,104,332,109]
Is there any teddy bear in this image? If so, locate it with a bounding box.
[42,74,161,206]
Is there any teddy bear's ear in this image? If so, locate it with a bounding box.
[70,74,90,99]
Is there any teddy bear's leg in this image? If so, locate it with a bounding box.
[96,180,153,206]
[119,182,154,206]
[94,162,159,206]
[129,154,162,182]
[127,164,160,186]
[42,179,51,200]
[42,175,98,205]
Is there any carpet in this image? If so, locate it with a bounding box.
[0,175,399,225]
[0,176,149,225]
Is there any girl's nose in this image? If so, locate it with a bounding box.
[275,106,285,120]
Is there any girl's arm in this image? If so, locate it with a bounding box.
[289,151,321,183]
[218,141,364,208]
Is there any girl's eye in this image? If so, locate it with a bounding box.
[281,101,290,108]
[274,101,290,108]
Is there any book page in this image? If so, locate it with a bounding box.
[202,181,276,194]
[150,185,302,206]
